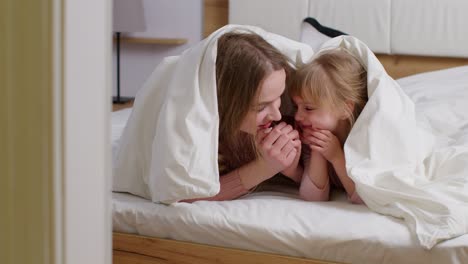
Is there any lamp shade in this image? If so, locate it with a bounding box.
[113,0,146,32]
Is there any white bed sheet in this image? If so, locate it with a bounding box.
[113,190,468,264]
[112,66,468,264]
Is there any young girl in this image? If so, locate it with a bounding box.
[290,48,368,204]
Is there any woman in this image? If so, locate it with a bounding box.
[184,32,303,202]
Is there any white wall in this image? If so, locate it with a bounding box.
[113,0,203,97]
[64,0,111,263]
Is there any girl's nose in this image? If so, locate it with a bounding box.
[295,110,302,122]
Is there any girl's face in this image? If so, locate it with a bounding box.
[240,69,286,135]
[292,96,343,133]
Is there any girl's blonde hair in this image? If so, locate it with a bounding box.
[290,48,368,126]
[216,32,293,175]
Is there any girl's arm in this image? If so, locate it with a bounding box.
[309,129,363,204]
[330,153,363,204]
[299,150,330,201]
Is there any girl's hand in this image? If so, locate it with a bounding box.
[304,129,343,164]
[256,122,298,174]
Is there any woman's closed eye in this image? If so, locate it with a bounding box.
[255,97,281,112]
[255,104,267,112]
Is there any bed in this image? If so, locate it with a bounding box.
[112,1,468,263]
[112,65,468,264]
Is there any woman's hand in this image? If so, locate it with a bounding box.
[302,129,343,164]
[280,124,302,183]
[276,122,301,151]
[285,125,301,149]
[256,122,298,175]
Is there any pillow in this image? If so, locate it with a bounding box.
[300,17,347,52]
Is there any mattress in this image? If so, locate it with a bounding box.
[112,66,468,264]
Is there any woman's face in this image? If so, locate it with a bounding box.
[240,69,286,134]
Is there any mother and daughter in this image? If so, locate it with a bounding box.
[184,31,368,204]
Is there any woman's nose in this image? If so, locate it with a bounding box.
[270,106,282,121]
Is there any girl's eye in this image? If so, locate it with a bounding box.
[305,107,315,111]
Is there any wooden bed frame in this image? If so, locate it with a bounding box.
[112,1,468,263]
[113,233,336,264]
[376,54,468,79]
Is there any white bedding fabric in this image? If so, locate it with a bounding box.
[315,37,468,249]
[113,26,468,249]
[300,19,332,53]
[113,190,468,264]
[112,66,468,262]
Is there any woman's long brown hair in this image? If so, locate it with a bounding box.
[216,32,293,175]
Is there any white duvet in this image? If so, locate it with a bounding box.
[113,24,468,249]
[319,37,468,249]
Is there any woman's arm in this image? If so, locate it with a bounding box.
[279,117,303,183]
[281,141,303,183]
[182,158,278,202]
[183,124,297,203]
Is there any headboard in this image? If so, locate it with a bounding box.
[224,0,468,78]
